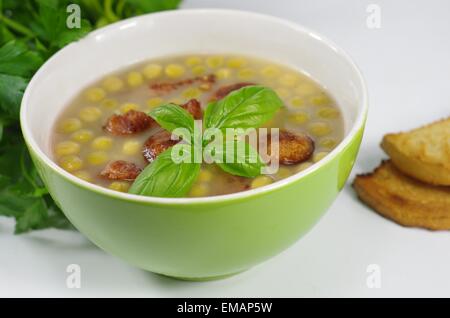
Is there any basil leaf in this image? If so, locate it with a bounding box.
[203,101,216,130]
[204,86,283,130]
[31,0,92,52]
[149,103,195,135]
[129,148,200,197]
[214,139,265,178]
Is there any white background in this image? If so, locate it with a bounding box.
[1,0,449,297]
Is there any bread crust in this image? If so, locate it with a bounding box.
[381,117,450,185]
[353,160,450,231]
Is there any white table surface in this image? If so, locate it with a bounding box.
[2,0,449,297]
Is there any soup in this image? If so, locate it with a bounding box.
[52,54,344,197]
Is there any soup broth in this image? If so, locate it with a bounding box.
[52,54,344,197]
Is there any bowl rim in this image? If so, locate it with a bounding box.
[20,8,368,206]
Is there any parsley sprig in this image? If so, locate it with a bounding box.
[0,0,182,233]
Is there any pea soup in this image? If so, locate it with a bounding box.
[52,54,344,197]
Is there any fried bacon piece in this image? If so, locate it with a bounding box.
[103,99,202,137]
[211,82,255,101]
[267,130,315,165]
[142,130,180,163]
[100,160,142,181]
[149,74,216,94]
[104,110,155,136]
[180,98,202,119]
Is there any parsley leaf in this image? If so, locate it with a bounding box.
[30,0,92,52]
[0,40,42,76]
[0,137,72,234]
[0,74,27,118]
[127,0,183,13]
[0,41,43,118]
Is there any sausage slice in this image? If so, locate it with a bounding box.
[180,98,202,119]
[268,130,315,165]
[104,99,202,136]
[100,160,142,181]
[142,130,180,163]
[150,74,216,94]
[104,110,155,136]
[211,82,255,101]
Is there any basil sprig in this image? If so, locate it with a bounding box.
[130,104,200,197]
[129,85,282,197]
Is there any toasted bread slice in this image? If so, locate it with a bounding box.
[353,160,450,231]
[381,117,450,185]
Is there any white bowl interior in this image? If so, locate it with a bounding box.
[23,9,365,155]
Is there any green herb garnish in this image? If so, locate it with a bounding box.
[129,85,282,198]
[213,139,266,178]
[129,146,201,198]
[149,103,195,136]
[204,85,283,130]
[0,0,183,234]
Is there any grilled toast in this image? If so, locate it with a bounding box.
[353,160,450,230]
[381,117,450,185]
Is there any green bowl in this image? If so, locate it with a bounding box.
[21,9,368,280]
